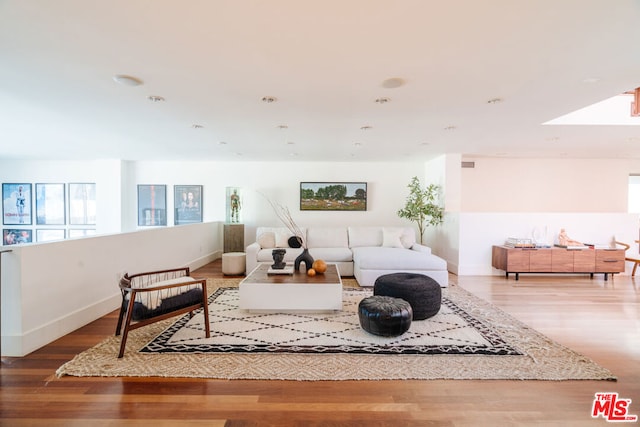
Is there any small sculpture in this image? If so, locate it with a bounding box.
[558,228,583,246]
[230,189,241,223]
[271,248,286,269]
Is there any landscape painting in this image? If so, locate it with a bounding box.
[300,182,367,211]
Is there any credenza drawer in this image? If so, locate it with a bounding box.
[595,250,625,272]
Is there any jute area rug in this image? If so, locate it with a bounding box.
[56,278,615,381]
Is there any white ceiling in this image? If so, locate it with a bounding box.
[1,0,639,163]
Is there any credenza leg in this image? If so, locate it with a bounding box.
[515,272,519,281]
[604,273,609,281]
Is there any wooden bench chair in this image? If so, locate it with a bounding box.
[615,241,640,277]
[115,267,210,358]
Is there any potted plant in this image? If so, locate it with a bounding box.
[397,176,444,244]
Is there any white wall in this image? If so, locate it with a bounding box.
[454,157,640,276]
[129,160,429,245]
[460,157,634,212]
[1,222,221,356]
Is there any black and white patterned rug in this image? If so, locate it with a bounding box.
[141,287,522,356]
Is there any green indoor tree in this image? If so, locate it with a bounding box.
[397,176,444,244]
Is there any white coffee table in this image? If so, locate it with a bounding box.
[239,263,342,312]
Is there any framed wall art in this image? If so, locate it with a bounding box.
[174,185,203,225]
[138,184,167,226]
[69,183,96,225]
[2,183,32,225]
[68,229,96,238]
[3,228,32,245]
[300,182,367,211]
[36,229,66,242]
[36,183,66,225]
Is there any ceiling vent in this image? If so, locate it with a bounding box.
[461,161,475,168]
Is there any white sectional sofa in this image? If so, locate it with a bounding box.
[245,226,448,287]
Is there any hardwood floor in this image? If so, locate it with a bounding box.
[1,260,639,426]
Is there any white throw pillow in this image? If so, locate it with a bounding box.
[382,228,404,248]
[275,230,292,248]
[257,232,276,249]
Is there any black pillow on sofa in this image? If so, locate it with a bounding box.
[288,236,302,248]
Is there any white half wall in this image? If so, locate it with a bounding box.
[1,222,222,356]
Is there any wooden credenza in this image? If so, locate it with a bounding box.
[491,245,625,280]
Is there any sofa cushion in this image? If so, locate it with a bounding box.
[307,227,349,248]
[308,247,353,262]
[384,227,416,249]
[348,227,383,248]
[255,227,306,249]
[257,231,276,249]
[382,228,404,248]
[352,246,446,270]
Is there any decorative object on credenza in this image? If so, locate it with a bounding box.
[300,182,367,211]
[271,248,286,269]
[397,176,444,244]
[294,248,314,272]
[556,228,586,248]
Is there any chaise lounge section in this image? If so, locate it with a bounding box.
[245,226,448,287]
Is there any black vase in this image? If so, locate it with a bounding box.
[294,248,314,272]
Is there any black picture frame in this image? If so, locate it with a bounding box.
[3,228,32,245]
[138,184,167,226]
[300,182,367,211]
[69,183,96,225]
[2,183,32,225]
[174,185,203,225]
[36,183,66,225]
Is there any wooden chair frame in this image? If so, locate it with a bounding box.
[115,267,210,358]
[615,240,640,277]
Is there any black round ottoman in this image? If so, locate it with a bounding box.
[374,273,441,320]
[358,295,412,337]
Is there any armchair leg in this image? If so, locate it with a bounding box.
[633,262,638,277]
[118,294,137,358]
[115,297,127,336]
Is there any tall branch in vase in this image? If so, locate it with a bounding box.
[266,198,306,249]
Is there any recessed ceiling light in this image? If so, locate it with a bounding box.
[444,125,457,131]
[191,124,203,129]
[487,98,503,104]
[375,97,391,104]
[262,96,277,103]
[113,74,143,86]
[381,77,405,89]
[354,142,363,147]
[421,142,430,146]
[582,77,601,84]
[218,141,227,145]
[286,141,295,145]
[147,95,165,102]
[360,125,373,130]
[277,124,288,129]
[546,136,559,141]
